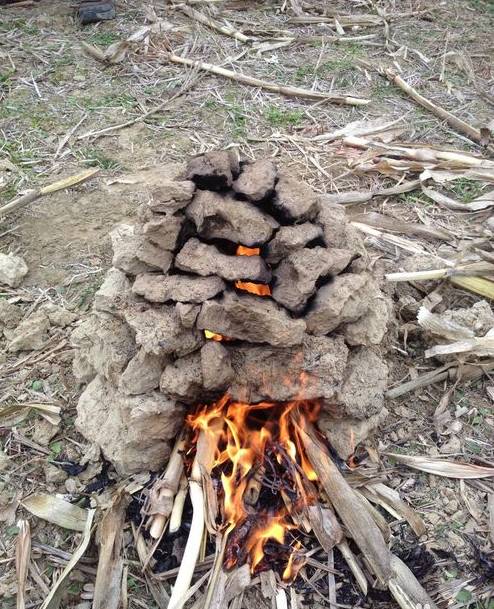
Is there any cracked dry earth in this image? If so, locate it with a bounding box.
[1,1,493,608]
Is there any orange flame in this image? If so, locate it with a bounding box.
[236,245,260,256]
[234,281,272,296]
[187,396,320,577]
[204,330,224,341]
[235,245,271,297]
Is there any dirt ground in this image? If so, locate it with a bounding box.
[1,0,493,607]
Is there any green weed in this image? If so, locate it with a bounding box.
[371,81,391,100]
[79,147,121,171]
[398,191,434,207]
[226,103,247,138]
[447,178,485,203]
[88,31,120,46]
[264,105,304,128]
[0,18,40,36]
[468,0,494,15]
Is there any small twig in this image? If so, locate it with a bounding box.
[54,113,88,160]
[386,361,494,399]
[16,520,31,609]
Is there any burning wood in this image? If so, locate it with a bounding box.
[144,394,438,609]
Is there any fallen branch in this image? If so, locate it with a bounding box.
[384,69,486,147]
[166,53,369,106]
[0,169,99,218]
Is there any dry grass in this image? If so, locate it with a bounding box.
[1,0,493,607]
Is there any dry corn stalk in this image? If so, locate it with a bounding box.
[167,419,222,609]
[296,417,392,585]
[0,169,100,218]
[167,53,369,106]
[384,68,486,147]
[148,431,187,539]
[178,4,251,42]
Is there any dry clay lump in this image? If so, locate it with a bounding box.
[74,153,391,474]
[76,375,184,474]
[233,159,277,201]
[272,247,354,313]
[186,189,278,246]
[185,150,239,190]
[176,239,272,283]
[197,291,306,347]
[133,273,225,304]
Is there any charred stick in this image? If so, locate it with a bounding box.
[224,515,257,569]
[244,462,265,507]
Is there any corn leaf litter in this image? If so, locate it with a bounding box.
[92,491,129,609]
[0,402,61,427]
[40,509,96,609]
[342,137,494,183]
[385,453,494,478]
[22,494,89,531]
[418,306,494,358]
[362,483,426,537]
[389,555,438,609]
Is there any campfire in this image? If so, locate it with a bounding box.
[72,150,436,607]
[187,396,318,577]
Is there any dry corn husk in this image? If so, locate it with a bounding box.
[389,555,438,609]
[418,306,494,358]
[93,492,129,609]
[363,483,426,537]
[418,307,475,341]
[22,494,89,531]
[0,403,61,427]
[385,453,494,478]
